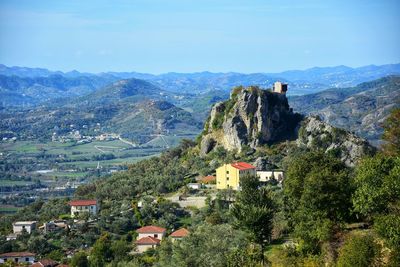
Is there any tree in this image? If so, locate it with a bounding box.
[71,251,89,267]
[336,233,381,267]
[155,224,250,267]
[89,233,113,267]
[231,175,275,264]
[382,108,400,156]
[111,239,131,263]
[352,155,400,217]
[283,151,352,254]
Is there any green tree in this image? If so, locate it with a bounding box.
[111,239,131,263]
[352,155,400,217]
[155,224,250,267]
[382,108,400,156]
[89,233,113,267]
[231,174,275,264]
[71,251,89,267]
[283,151,352,254]
[336,233,381,267]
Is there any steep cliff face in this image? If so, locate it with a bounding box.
[200,86,302,154]
[297,116,375,166]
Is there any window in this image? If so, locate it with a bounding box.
[226,171,229,174]
[154,234,158,238]
[226,177,229,181]
[25,258,29,262]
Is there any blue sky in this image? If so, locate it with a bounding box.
[0,0,399,73]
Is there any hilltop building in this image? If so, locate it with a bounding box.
[273,81,288,94]
[69,200,98,217]
[216,162,256,190]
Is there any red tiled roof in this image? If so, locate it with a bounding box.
[0,251,35,257]
[136,225,166,233]
[135,236,161,245]
[69,200,97,206]
[31,259,58,267]
[201,175,216,183]
[231,162,256,170]
[170,228,189,238]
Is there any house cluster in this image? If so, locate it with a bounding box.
[135,225,189,253]
[216,162,284,190]
[0,252,69,266]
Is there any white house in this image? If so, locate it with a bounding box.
[257,170,285,183]
[69,199,98,217]
[12,221,37,234]
[136,225,166,240]
[0,252,35,264]
[135,225,166,253]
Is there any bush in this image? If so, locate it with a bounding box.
[336,233,381,267]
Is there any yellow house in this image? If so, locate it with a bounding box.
[216,162,256,190]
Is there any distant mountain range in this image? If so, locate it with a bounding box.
[1,63,399,107]
[1,63,399,145]
[289,76,400,144]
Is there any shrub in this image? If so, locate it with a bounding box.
[336,233,381,267]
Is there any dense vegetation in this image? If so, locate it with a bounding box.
[1,92,399,267]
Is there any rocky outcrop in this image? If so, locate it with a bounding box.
[200,86,302,153]
[297,116,375,166]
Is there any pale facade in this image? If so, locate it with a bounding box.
[69,200,98,217]
[257,171,285,183]
[0,252,35,264]
[137,226,166,240]
[12,221,37,234]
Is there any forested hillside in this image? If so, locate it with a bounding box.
[290,76,400,144]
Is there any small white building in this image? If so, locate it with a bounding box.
[0,252,35,264]
[187,183,201,190]
[136,225,166,240]
[69,199,98,217]
[257,170,285,183]
[12,221,37,234]
[135,225,166,253]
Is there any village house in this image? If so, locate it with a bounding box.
[13,221,37,234]
[0,252,35,264]
[39,220,68,233]
[135,225,166,253]
[135,236,161,253]
[216,162,256,190]
[257,170,285,183]
[170,228,189,242]
[69,199,98,217]
[136,225,166,240]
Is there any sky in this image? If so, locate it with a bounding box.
[0,0,399,74]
